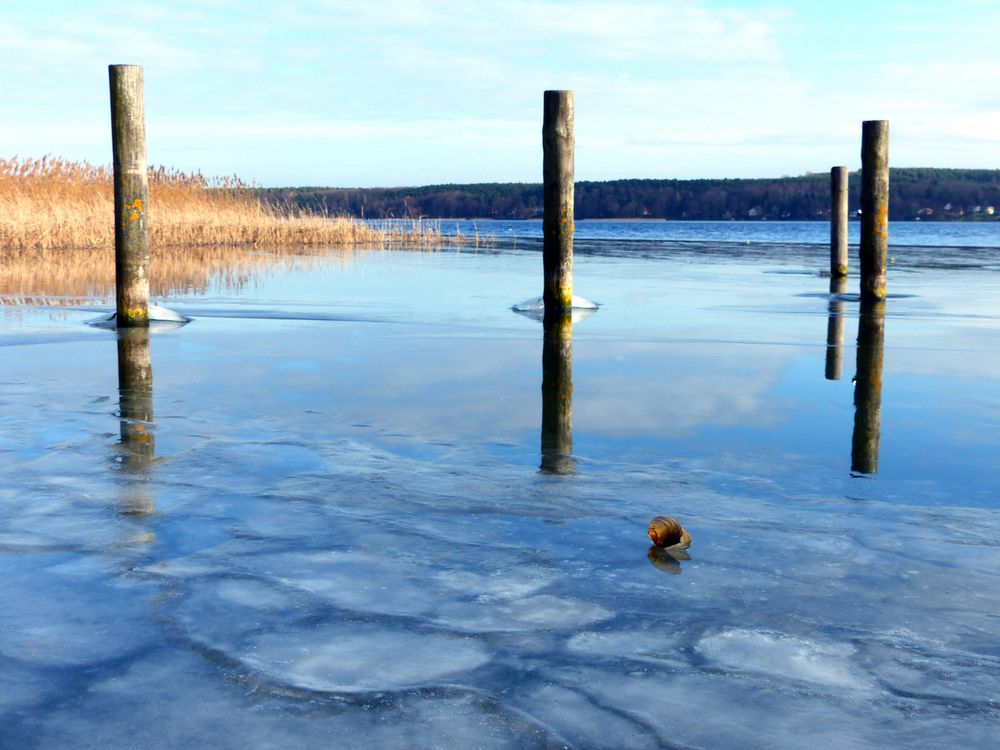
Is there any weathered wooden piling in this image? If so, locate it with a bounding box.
[109,64,151,327]
[851,300,885,475]
[830,166,849,277]
[540,317,574,474]
[825,276,847,381]
[859,121,889,300]
[542,90,574,324]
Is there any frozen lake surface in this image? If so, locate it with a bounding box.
[2,223,999,748]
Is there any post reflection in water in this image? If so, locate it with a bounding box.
[540,315,574,474]
[851,300,886,476]
[825,277,848,381]
[117,327,156,516]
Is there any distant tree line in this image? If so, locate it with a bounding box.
[262,168,1000,221]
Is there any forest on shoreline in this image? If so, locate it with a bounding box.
[264,168,1000,222]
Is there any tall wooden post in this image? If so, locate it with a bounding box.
[540,317,574,475]
[110,64,150,327]
[851,300,885,475]
[542,90,574,325]
[830,166,849,277]
[859,121,889,300]
[825,277,847,380]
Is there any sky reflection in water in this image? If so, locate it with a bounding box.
[1,229,999,748]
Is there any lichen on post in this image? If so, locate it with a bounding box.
[109,64,151,327]
[859,120,889,301]
[542,90,574,325]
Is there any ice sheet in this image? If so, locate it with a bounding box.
[2,240,999,748]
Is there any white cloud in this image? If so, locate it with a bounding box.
[2,0,997,183]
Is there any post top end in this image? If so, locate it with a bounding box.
[544,89,574,96]
[109,64,144,71]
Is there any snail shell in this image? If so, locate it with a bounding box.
[647,516,692,549]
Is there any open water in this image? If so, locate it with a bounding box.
[1,222,999,748]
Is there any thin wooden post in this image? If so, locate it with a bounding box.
[851,300,885,475]
[542,90,574,324]
[859,120,889,300]
[110,64,150,327]
[540,317,574,474]
[830,166,849,277]
[825,277,847,380]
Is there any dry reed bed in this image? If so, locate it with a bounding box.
[0,156,449,250]
[0,245,354,301]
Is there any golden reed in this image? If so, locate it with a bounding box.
[0,155,447,250]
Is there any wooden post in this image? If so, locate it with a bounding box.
[540,317,574,474]
[851,300,885,475]
[859,120,889,300]
[830,166,849,277]
[110,64,150,327]
[825,277,847,380]
[542,90,574,324]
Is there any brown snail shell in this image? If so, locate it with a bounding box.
[647,516,692,549]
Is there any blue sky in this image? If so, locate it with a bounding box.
[2,0,998,186]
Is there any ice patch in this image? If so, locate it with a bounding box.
[513,295,599,311]
[567,629,687,666]
[0,561,154,667]
[24,649,552,750]
[87,305,190,331]
[540,666,881,750]
[697,628,870,690]
[214,578,299,610]
[435,568,556,599]
[434,594,612,633]
[512,295,599,323]
[515,684,661,750]
[238,625,491,693]
[258,551,434,618]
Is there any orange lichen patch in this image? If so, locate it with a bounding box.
[875,204,889,237]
